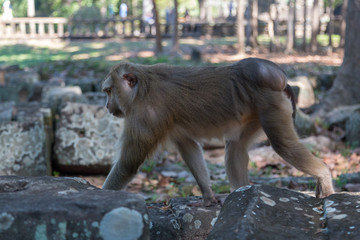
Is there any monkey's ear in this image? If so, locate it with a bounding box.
[123,73,137,88]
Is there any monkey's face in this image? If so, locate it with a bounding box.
[102,70,138,118]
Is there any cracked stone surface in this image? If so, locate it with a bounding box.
[208,185,360,240]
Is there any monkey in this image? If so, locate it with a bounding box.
[101,58,334,206]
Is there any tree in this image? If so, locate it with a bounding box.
[327,0,334,53]
[198,0,212,21]
[340,0,348,47]
[320,0,360,112]
[302,0,307,51]
[310,0,320,52]
[293,0,297,49]
[151,0,163,55]
[236,0,245,54]
[250,0,258,47]
[286,0,295,53]
[171,0,179,53]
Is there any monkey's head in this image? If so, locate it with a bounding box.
[102,64,139,118]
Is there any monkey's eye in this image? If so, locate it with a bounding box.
[103,87,111,94]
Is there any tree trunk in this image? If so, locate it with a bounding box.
[328,0,334,53]
[293,0,297,49]
[269,3,277,52]
[236,0,245,54]
[205,0,213,22]
[320,0,360,112]
[151,0,163,54]
[199,0,206,20]
[250,0,258,47]
[310,0,320,52]
[340,0,348,47]
[172,0,179,53]
[302,0,307,51]
[286,0,295,52]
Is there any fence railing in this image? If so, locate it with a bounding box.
[0,17,67,39]
[0,17,236,40]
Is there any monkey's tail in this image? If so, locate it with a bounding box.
[283,84,296,120]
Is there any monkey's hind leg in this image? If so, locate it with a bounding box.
[259,98,334,198]
[174,137,217,206]
[225,121,261,191]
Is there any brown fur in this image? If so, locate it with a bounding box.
[102,58,334,205]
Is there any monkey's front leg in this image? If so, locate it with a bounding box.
[174,137,218,206]
[102,139,149,190]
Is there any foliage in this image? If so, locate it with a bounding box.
[335,175,348,188]
[6,0,122,18]
[71,6,102,20]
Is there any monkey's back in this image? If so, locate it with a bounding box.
[136,59,288,139]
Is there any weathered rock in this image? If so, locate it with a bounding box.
[288,76,316,108]
[344,183,360,192]
[27,80,64,102]
[0,86,18,102]
[0,101,15,123]
[295,108,316,137]
[325,193,360,238]
[0,176,149,240]
[337,172,360,184]
[0,119,49,176]
[250,176,317,191]
[54,102,123,173]
[345,112,360,147]
[4,69,39,85]
[84,92,107,106]
[324,105,360,129]
[316,73,336,91]
[323,105,360,144]
[13,102,48,122]
[301,135,337,152]
[65,77,97,93]
[148,196,224,240]
[41,86,88,113]
[208,185,360,240]
[0,69,40,103]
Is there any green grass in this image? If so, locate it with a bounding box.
[317,34,341,47]
[0,40,156,68]
[257,34,341,48]
[0,34,343,69]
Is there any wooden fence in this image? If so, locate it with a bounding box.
[0,17,236,40]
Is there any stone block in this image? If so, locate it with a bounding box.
[0,69,40,103]
[0,101,15,123]
[288,76,316,108]
[54,102,123,173]
[0,121,48,176]
[84,92,107,106]
[0,176,149,240]
[41,86,88,113]
[208,185,360,239]
[65,77,97,93]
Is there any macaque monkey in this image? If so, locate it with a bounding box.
[101,58,334,206]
